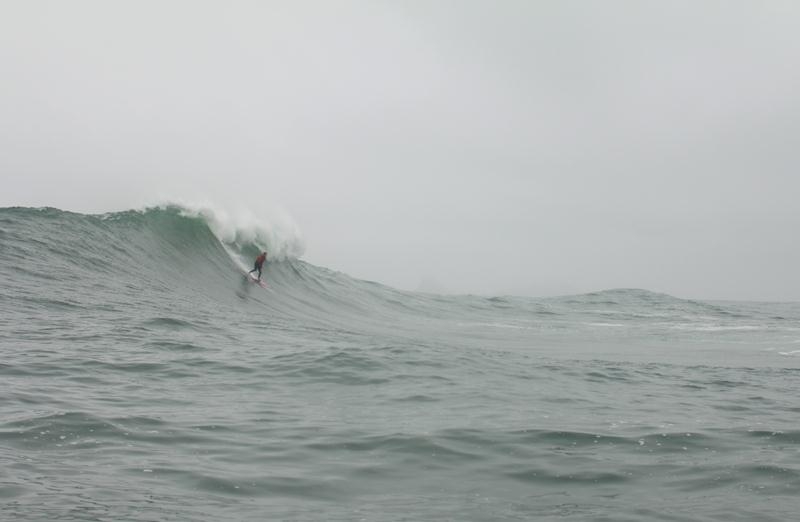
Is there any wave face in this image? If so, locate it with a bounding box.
[2,205,800,521]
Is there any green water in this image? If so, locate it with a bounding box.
[2,206,800,521]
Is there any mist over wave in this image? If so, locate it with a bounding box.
[2,204,800,521]
[150,200,306,260]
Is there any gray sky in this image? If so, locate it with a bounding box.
[2,1,799,300]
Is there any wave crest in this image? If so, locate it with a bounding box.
[161,201,305,261]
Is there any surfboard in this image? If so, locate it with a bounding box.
[246,273,268,288]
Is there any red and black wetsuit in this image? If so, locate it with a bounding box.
[250,252,267,279]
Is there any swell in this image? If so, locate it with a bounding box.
[2,205,797,339]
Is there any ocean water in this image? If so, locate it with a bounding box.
[2,206,800,521]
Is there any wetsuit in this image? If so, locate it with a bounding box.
[249,253,267,280]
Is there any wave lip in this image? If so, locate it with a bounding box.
[150,202,306,261]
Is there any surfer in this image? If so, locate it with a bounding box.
[248,251,267,281]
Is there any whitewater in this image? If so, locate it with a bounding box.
[2,205,800,521]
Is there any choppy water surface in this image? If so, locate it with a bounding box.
[2,206,799,521]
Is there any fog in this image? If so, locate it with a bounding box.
[2,1,799,300]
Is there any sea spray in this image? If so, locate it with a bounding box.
[153,200,306,260]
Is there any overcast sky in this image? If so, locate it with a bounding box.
[2,1,799,300]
